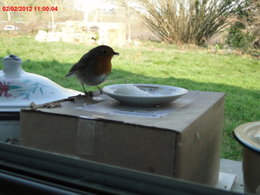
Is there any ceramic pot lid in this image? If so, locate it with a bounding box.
[234,121,260,152]
[0,55,80,112]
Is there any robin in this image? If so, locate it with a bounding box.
[65,45,119,94]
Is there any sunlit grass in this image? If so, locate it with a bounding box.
[1,35,259,160]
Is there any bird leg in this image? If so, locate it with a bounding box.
[81,83,93,97]
[97,86,103,94]
[81,83,87,93]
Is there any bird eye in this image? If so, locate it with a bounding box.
[103,50,107,54]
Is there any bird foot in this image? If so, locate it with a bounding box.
[84,91,94,97]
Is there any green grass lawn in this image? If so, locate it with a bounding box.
[1,35,259,160]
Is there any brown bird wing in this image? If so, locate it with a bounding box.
[78,51,92,64]
[65,52,92,77]
[65,63,82,77]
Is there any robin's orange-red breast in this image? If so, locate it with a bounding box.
[65,45,119,93]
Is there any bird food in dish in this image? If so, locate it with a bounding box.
[103,84,188,106]
[113,85,152,96]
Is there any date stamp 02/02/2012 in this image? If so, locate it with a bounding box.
[2,6,58,12]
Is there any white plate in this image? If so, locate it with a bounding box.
[234,121,260,152]
[103,84,188,107]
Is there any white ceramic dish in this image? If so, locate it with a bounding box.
[234,121,260,152]
[0,55,80,111]
[103,84,188,107]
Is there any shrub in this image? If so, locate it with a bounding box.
[132,0,245,45]
[226,0,259,49]
[226,21,254,48]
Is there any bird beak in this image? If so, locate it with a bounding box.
[113,51,120,56]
